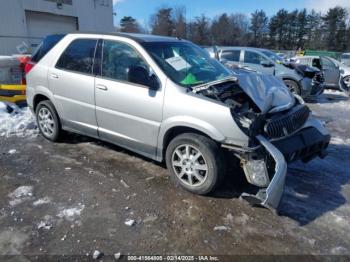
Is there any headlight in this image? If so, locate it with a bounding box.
[242,159,270,187]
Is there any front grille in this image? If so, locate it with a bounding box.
[264,105,310,139]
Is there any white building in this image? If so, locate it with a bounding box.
[0,0,114,55]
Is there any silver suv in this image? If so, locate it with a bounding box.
[26,33,331,209]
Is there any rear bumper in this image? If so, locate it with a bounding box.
[271,118,330,163]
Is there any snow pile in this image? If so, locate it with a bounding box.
[331,137,350,146]
[8,186,34,207]
[124,218,136,226]
[33,197,51,207]
[0,102,38,137]
[57,205,85,222]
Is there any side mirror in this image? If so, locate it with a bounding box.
[261,61,274,67]
[128,66,159,90]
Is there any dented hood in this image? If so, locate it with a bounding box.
[232,69,295,114]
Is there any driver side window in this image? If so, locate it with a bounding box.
[244,51,267,65]
[101,40,148,83]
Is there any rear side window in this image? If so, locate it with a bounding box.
[56,39,97,75]
[221,50,240,62]
[31,35,65,62]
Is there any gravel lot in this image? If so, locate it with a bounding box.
[0,90,349,260]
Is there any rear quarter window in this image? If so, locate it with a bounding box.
[56,39,98,75]
[31,35,65,63]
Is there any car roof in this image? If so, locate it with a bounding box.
[219,46,269,52]
[67,32,186,43]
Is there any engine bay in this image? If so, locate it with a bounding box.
[196,81,266,138]
[195,79,309,143]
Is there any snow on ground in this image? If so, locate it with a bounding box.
[8,186,34,207]
[33,197,51,207]
[57,205,85,222]
[0,102,37,137]
[280,90,350,227]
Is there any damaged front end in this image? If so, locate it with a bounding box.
[193,70,330,210]
[239,136,287,210]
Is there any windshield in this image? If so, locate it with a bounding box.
[341,54,350,59]
[141,41,231,87]
[262,50,284,63]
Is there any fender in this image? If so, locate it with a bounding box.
[156,115,226,160]
[30,86,61,115]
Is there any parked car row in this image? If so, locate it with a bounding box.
[290,55,350,93]
[206,46,350,98]
[24,33,331,210]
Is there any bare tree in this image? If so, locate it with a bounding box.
[150,8,175,36]
[187,14,211,45]
[173,6,187,39]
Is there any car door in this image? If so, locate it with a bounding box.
[94,39,164,158]
[321,57,340,87]
[48,38,99,138]
[242,50,275,74]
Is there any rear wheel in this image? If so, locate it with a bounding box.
[284,79,301,95]
[36,100,61,142]
[165,133,225,195]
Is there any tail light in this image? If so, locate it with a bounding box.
[24,60,35,75]
[16,56,32,85]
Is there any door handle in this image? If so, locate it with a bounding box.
[50,73,59,79]
[96,84,108,91]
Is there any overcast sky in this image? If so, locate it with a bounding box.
[112,0,350,27]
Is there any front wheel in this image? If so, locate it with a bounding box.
[283,79,301,95]
[165,133,225,195]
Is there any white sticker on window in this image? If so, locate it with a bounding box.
[165,56,191,71]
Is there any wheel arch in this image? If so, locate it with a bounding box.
[157,119,226,162]
[33,94,50,112]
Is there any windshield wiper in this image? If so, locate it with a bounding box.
[191,76,238,93]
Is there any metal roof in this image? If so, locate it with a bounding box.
[67,32,185,43]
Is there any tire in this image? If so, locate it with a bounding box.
[341,76,350,93]
[35,100,61,142]
[283,79,301,95]
[165,133,225,195]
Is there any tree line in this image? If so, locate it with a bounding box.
[118,6,350,51]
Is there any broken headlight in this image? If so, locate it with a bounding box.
[242,159,270,187]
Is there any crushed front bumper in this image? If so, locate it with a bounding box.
[271,118,330,163]
[241,135,287,210]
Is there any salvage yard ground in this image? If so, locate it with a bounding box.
[0,90,349,259]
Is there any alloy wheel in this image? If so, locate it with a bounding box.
[171,144,208,188]
[38,107,55,138]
